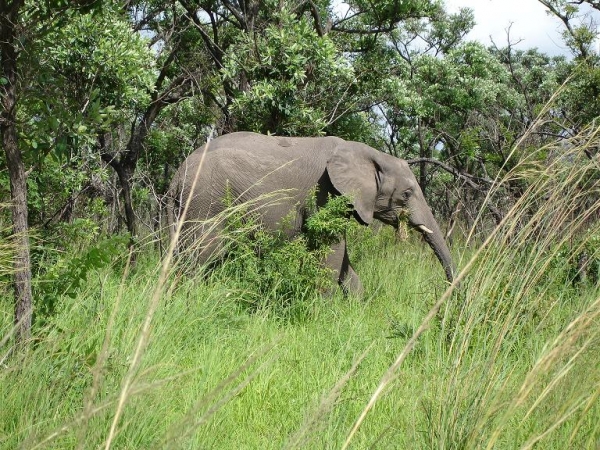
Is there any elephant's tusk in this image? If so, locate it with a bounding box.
[417,224,434,234]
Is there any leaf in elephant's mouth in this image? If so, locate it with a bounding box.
[396,207,410,222]
[396,221,409,241]
[396,207,410,241]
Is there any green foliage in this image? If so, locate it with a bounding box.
[144,99,215,193]
[216,230,329,319]
[44,9,154,111]
[338,0,441,32]
[224,7,355,135]
[34,233,129,323]
[2,2,157,246]
[0,212,16,293]
[3,226,599,448]
[582,231,600,283]
[212,193,353,318]
[557,62,600,128]
[536,1,600,129]
[304,194,353,249]
[325,111,384,147]
[547,230,600,287]
[26,157,103,225]
[19,4,155,164]
[412,42,517,122]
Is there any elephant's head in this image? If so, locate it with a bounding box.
[327,144,455,282]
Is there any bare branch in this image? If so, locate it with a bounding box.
[221,0,246,30]
[406,157,494,189]
[305,0,325,36]
[538,0,590,58]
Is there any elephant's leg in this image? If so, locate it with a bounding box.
[324,239,363,296]
[343,264,363,296]
[178,220,226,267]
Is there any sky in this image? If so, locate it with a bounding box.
[444,0,598,57]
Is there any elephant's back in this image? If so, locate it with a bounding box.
[187,132,339,192]
[206,131,342,156]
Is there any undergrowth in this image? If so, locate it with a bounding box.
[203,191,354,320]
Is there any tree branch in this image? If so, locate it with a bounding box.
[221,0,246,30]
[178,0,224,68]
[538,0,590,58]
[406,157,494,189]
[303,0,325,36]
[568,0,600,12]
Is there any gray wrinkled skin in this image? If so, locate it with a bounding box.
[167,132,454,294]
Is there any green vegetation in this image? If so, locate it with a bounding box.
[3,0,600,339]
[2,0,600,447]
[209,192,353,318]
[1,226,598,448]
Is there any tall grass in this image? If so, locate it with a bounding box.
[0,206,22,364]
[1,241,443,448]
[0,208,14,279]
[427,126,600,449]
[342,124,600,447]
[1,125,599,448]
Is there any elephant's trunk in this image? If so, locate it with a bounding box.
[419,219,455,282]
[408,205,455,282]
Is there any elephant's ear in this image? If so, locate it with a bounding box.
[326,146,381,225]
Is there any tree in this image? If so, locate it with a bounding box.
[1,0,31,343]
[538,1,600,137]
[0,0,141,343]
[222,7,356,135]
[22,5,155,235]
[176,0,443,138]
[538,0,600,59]
[373,9,567,228]
[98,1,207,243]
[373,5,476,197]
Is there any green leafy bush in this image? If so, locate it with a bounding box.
[34,234,129,324]
[547,229,600,287]
[212,193,352,319]
[303,193,353,249]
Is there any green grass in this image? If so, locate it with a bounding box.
[1,226,598,449]
[0,228,450,449]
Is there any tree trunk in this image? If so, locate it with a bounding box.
[101,152,137,259]
[3,132,32,342]
[100,134,137,245]
[1,0,32,343]
[114,163,137,241]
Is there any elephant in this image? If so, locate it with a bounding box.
[166,131,454,294]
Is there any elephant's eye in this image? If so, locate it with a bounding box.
[402,188,413,199]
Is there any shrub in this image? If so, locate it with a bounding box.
[33,234,129,325]
[211,192,353,320]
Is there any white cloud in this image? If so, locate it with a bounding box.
[445,0,598,56]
